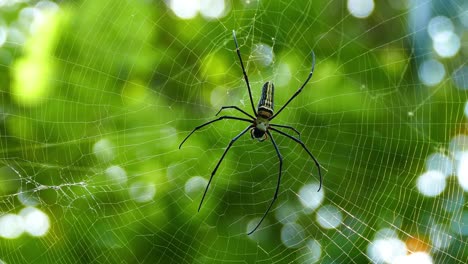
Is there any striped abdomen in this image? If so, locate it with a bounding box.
[252,81,274,140]
[257,81,274,118]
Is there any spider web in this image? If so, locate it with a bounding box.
[0,0,467,263]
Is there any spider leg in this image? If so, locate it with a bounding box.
[247,130,282,235]
[270,51,316,120]
[270,127,322,191]
[232,30,257,116]
[269,124,301,139]
[215,106,255,120]
[179,116,252,149]
[198,125,253,212]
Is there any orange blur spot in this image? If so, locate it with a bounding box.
[406,236,429,253]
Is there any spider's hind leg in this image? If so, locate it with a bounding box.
[270,127,322,192]
[247,130,282,235]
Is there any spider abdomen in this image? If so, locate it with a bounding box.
[251,82,274,141]
[258,81,274,116]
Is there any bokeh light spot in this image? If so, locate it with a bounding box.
[200,0,226,19]
[347,0,375,19]
[129,181,156,203]
[7,28,26,46]
[316,205,342,229]
[405,236,429,254]
[297,239,321,264]
[427,16,454,40]
[274,201,299,224]
[460,7,468,28]
[418,59,445,86]
[246,217,268,237]
[105,165,128,185]
[449,135,468,161]
[159,126,178,149]
[416,170,446,197]
[425,152,453,177]
[298,183,324,212]
[12,56,52,106]
[17,188,40,206]
[19,7,42,34]
[20,207,50,237]
[0,214,24,239]
[35,1,59,13]
[452,66,468,90]
[456,152,468,191]
[465,101,468,118]
[433,32,460,58]
[281,222,305,248]
[429,224,452,250]
[93,138,115,163]
[367,238,407,263]
[251,43,274,67]
[170,0,199,19]
[0,26,6,47]
[185,176,207,199]
[274,63,292,87]
[392,252,433,264]
[210,86,229,107]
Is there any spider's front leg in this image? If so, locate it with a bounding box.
[215,106,255,119]
[270,51,316,120]
[179,116,252,149]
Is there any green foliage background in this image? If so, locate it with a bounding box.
[0,0,467,263]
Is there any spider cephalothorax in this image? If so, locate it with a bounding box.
[179,30,322,235]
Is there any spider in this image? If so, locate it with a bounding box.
[179,30,322,235]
